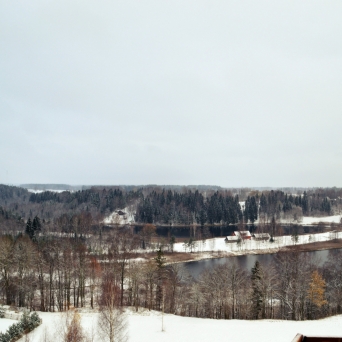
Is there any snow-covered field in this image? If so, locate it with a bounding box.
[26,189,71,194]
[0,318,18,333]
[255,215,341,226]
[301,215,342,225]
[16,309,342,342]
[173,231,342,254]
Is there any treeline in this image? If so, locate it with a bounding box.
[0,206,24,233]
[0,229,341,321]
[0,185,142,221]
[0,228,147,312]
[257,190,333,220]
[135,190,242,225]
[136,189,336,225]
[0,185,29,206]
[29,187,142,214]
[174,251,340,321]
[0,184,341,226]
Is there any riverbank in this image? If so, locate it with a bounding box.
[105,214,341,227]
[163,234,342,264]
[131,233,342,265]
[282,238,342,252]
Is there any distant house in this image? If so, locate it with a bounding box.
[225,236,240,243]
[252,233,270,241]
[233,231,251,240]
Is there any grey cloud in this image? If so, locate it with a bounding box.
[1,1,342,186]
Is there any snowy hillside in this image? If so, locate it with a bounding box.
[17,309,342,342]
[0,318,17,333]
[26,189,72,194]
[103,207,135,225]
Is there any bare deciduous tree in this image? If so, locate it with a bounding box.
[98,280,128,342]
[56,309,86,342]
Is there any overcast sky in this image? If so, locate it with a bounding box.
[1,1,342,187]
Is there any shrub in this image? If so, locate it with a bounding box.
[7,323,23,340]
[0,332,11,342]
[0,311,41,342]
[0,306,4,318]
[28,312,41,330]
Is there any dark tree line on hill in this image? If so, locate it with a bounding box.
[258,190,332,218]
[135,189,336,225]
[0,185,340,228]
[28,187,142,214]
[0,185,142,221]
[135,190,243,225]
[0,206,24,234]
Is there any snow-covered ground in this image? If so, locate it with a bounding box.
[173,231,342,254]
[0,318,18,333]
[103,207,135,225]
[301,215,342,225]
[253,215,341,226]
[26,189,71,194]
[16,309,342,342]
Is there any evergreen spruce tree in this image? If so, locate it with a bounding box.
[32,216,41,232]
[199,208,207,226]
[249,196,258,223]
[7,322,23,340]
[25,216,42,240]
[32,215,42,240]
[270,216,276,242]
[302,191,309,214]
[0,305,4,318]
[251,261,264,319]
[155,248,166,268]
[155,248,166,310]
[25,218,34,239]
[244,197,250,223]
[28,312,41,330]
[169,235,176,253]
[20,310,30,332]
[291,225,299,244]
[0,331,11,342]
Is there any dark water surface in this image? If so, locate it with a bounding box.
[182,249,333,279]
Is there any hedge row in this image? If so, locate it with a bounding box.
[0,311,41,342]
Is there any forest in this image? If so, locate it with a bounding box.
[0,184,341,228]
[1,225,342,322]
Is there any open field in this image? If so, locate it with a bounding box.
[0,318,17,333]
[15,309,342,342]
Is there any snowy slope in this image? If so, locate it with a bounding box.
[103,207,135,225]
[17,309,342,342]
[0,318,18,333]
[26,189,71,193]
